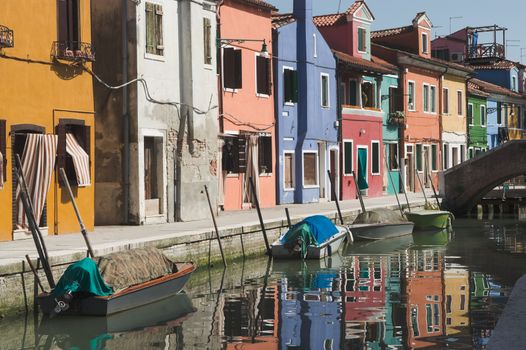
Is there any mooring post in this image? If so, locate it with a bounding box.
[249,177,271,255]
[204,185,227,267]
[327,170,344,224]
[285,208,292,228]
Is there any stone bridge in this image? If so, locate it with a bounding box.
[440,140,526,215]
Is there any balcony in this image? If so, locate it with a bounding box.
[468,43,505,61]
[52,41,95,62]
[0,25,14,48]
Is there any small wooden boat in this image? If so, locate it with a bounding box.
[405,210,453,230]
[349,222,415,241]
[271,215,350,260]
[38,262,196,316]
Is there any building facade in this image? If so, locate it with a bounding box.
[92,0,219,225]
[467,80,489,157]
[272,0,339,205]
[0,0,95,241]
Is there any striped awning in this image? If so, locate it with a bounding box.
[66,133,91,187]
[16,134,58,229]
[0,151,3,190]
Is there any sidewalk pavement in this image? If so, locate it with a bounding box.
[0,191,430,268]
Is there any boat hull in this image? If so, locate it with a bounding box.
[405,211,451,230]
[270,226,349,259]
[349,222,414,241]
[38,262,196,316]
[412,228,451,246]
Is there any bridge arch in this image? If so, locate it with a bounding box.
[440,140,526,215]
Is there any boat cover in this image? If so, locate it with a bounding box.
[280,216,339,257]
[52,258,113,298]
[353,209,408,225]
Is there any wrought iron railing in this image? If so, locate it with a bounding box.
[468,43,505,60]
[0,25,14,48]
[52,41,95,62]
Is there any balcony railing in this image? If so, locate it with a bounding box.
[468,43,505,60]
[0,25,14,48]
[52,41,95,62]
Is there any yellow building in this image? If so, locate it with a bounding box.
[441,72,470,169]
[444,267,470,334]
[0,0,95,241]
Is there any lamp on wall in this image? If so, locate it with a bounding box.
[359,128,366,136]
[218,38,269,58]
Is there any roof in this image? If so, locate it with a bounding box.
[272,13,295,29]
[313,1,373,28]
[468,80,490,98]
[231,0,277,11]
[470,59,525,71]
[371,25,413,39]
[334,50,397,75]
[471,78,522,98]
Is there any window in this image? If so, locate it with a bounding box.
[443,88,449,114]
[480,105,486,126]
[416,144,422,171]
[343,141,353,175]
[422,33,428,54]
[256,55,271,95]
[284,152,294,190]
[497,103,502,125]
[303,152,318,187]
[222,136,246,174]
[430,86,436,113]
[258,136,272,174]
[512,76,517,91]
[56,120,91,187]
[58,0,80,49]
[468,103,473,126]
[313,34,317,58]
[408,81,415,110]
[284,68,298,103]
[388,144,398,170]
[203,18,212,65]
[223,48,242,90]
[431,144,437,171]
[461,145,466,163]
[468,147,473,159]
[358,28,367,52]
[443,144,448,169]
[145,2,164,56]
[423,84,430,112]
[362,81,375,108]
[349,80,358,106]
[457,91,463,115]
[371,141,380,175]
[321,74,330,108]
[388,87,403,114]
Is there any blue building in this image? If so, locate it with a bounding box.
[272,0,339,204]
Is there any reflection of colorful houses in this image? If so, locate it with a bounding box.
[314,1,398,199]
[444,267,470,335]
[279,271,341,350]
[405,249,444,349]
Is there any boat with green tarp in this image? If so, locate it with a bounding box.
[271,215,350,259]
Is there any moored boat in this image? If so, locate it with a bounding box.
[37,247,196,316]
[349,209,415,241]
[271,215,350,259]
[405,210,454,230]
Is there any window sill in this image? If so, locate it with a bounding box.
[144,53,165,62]
[321,105,330,109]
[256,93,270,99]
[284,102,296,106]
[204,63,214,70]
[226,173,240,178]
[303,185,320,189]
[224,88,239,93]
[371,173,381,176]
[259,173,272,177]
[284,188,295,192]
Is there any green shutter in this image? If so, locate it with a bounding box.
[284,69,292,103]
[358,28,364,52]
[344,142,353,174]
[372,142,380,174]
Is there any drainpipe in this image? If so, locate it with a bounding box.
[217,0,224,133]
[122,0,130,224]
[465,75,475,154]
[438,66,449,172]
[335,56,342,200]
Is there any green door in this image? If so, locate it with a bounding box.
[358,148,369,190]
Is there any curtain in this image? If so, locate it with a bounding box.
[243,135,259,206]
[0,151,3,190]
[358,148,369,190]
[16,134,58,229]
[66,133,91,186]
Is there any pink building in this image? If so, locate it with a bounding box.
[218,0,276,211]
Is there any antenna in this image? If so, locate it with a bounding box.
[337,0,342,14]
[449,16,463,34]
[432,25,444,38]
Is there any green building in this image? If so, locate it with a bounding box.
[467,81,489,158]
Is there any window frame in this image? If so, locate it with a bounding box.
[320,73,330,108]
[283,66,298,105]
[430,85,437,114]
[457,90,463,116]
[361,80,376,109]
[283,151,295,191]
[423,84,430,113]
[422,33,429,54]
[480,104,487,127]
[468,103,474,126]
[222,46,243,92]
[357,27,367,53]
[203,17,212,66]
[255,52,271,97]
[408,81,416,111]
[388,143,399,171]
[442,87,449,115]
[343,139,354,176]
[302,150,319,188]
[371,140,381,176]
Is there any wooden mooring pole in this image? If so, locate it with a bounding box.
[285,208,292,228]
[249,177,271,255]
[204,185,227,267]
[327,170,344,224]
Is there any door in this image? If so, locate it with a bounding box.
[357,148,369,191]
[318,142,327,200]
[329,149,338,201]
[144,136,162,217]
[423,146,431,188]
[406,145,414,192]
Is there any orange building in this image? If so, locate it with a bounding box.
[0,0,95,241]
[218,0,277,211]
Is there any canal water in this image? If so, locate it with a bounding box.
[2,217,526,349]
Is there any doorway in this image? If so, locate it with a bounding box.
[144,136,163,217]
[357,147,368,194]
[405,145,414,192]
[329,148,338,201]
[423,145,431,188]
[318,142,327,201]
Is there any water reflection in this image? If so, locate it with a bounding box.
[2,219,525,349]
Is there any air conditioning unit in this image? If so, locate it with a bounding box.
[451,53,464,62]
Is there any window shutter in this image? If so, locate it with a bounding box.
[0,120,6,182]
[344,142,353,174]
[266,58,272,95]
[145,2,155,54]
[223,48,235,89]
[155,4,164,54]
[237,136,246,173]
[203,18,211,64]
[395,87,404,112]
[284,69,292,102]
[292,70,299,103]
[234,49,243,89]
[84,125,91,167]
[258,136,272,173]
[372,142,380,174]
[57,124,67,185]
[57,0,68,42]
[256,56,266,94]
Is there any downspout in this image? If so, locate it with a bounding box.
[466,75,475,154]
[335,55,342,200]
[217,0,224,133]
[122,0,130,224]
[438,65,449,173]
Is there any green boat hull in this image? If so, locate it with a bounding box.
[405,210,451,230]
